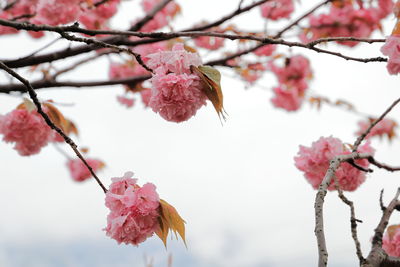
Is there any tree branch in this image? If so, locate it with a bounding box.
[1,0,269,68]
[361,189,400,267]
[0,61,108,193]
[314,152,372,267]
[334,176,365,264]
[0,75,151,93]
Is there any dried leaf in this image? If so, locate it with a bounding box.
[156,199,186,248]
[190,65,227,122]
[43,102,69,132]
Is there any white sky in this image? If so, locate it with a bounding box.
[1,1,400,267]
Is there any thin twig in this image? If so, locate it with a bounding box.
[353,98,400,151]
[0,61,108,194]
[368,156,400,172]
[333,176,365,265]
[58,32,153,73]
[380,189,386,211]
[0,75,151,93]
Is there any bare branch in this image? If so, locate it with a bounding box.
[57,32,153,73]
[368,157,400,172]
[314,152,372,267]
[0,75,151,93]
[333,176,365,264]
[0,61,108,194]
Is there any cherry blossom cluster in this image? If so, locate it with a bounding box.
[383,224,400,257]
[269,55,313,111]
[0,107,53,156]
[104,171,160,245]
[301,0,394,46]
[66,158,104,182]
[145,43,208,122]
[260,0,295,21]
[294,136,374,191]
[356,118,397,140]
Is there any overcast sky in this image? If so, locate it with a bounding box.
[1,1,400,267]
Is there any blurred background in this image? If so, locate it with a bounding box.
[1,0,400,266]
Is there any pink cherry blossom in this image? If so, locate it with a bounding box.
[146,43,207,122]
[146,43,202,75]
[254,45,276,57]
[109,61,148,79]
[0,109,53,156]
[79,0,120,30]
[149,72,207,122]
[271,86,303,112]
[142,0,180,17]
[117,95,135,108]
[381,35,400,75]
[140,88,152,107]
[194,36,225,50]
[140,0,180,31]
[301,4,383,47]
[104,172,160,245]
[356,118,397,139]
[294,136,374,191]
[66,158,104,182]
[270,55,313,91]
[383,225,400,257]
[260,0,295,20]
[35,0,81,25]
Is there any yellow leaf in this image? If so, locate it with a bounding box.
[156,199,186,248]
[190,65,227,122]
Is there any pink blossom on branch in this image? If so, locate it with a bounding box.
[253,45,276,57]
[194,36,225,50]
[117,95,135,108]
[294,136,374,191]
[271,86,303,112]
[270,55,313,92]
[260,0,295,20]
[67,158,104,182]
[356,118,397,140]
[35,0,81,26]
[146,43,207,122]
[381,34,400,75]
[0,108,53,156]
[104,172,160,245]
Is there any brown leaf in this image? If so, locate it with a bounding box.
[156,199,186,248]
[42,102,69,132]
[190,65,227,122]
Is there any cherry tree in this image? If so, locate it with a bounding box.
[1,0,400,266]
